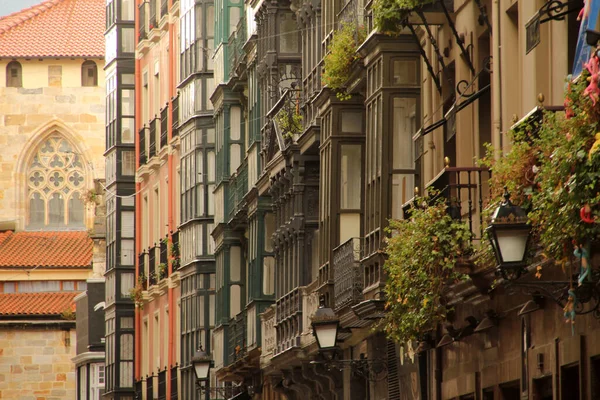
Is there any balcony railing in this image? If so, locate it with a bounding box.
[135,379,143,400]
[149,118,158,159]
[171,96,179,136]
[160,239,168,280]
[171,231,180,271]
[228,311,247,365]
[275,288,302,354]
[228,17,247,77]
[160,0,168,19]
[149,0,157,30]
[146,374,154,400]
[260,306,276,366]
[139,127,147,165]
[138,3,147,41]
[404,166,491,244]
[149,246,157,286]
[170,365,178,400]
[337,0,366,28]
[138,252,148,289]
[158,369,167,400]
[160,106,168,149]
[333,237,363,311]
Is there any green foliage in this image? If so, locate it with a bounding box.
[158,263,168,280]
[276,108,303,139]
[322,23,366,101]
[373,0,435,35]
[129,281,145,309]
[482,70,600,261]
[383,196,472,344]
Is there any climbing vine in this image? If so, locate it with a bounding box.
[372,0,435,35]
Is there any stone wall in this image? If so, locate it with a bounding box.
[0,327,77,400]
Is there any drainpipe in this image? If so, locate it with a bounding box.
[167,1,176,396]
[492,0,503,158]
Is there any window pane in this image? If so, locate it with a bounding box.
[340,145,361,209]
[263,256,274,295]
[69,193,84,227]
[341,112,362,133]
[393,59,418,85]
[392,97,417,170]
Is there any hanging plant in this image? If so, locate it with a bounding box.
[481,55,600,263]
[158,263,168,280]
[275,107,303,140]
[130,281,145,309]
[372,0,436,35]
[383,195,473,344]
[322,23,367,101]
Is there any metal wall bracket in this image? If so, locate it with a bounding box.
[473,0,492,31]
[538,0,581,24]
[440,0,475,74]
[407,24,443,94]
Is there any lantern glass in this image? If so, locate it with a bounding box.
[496,228,529,263]
[193,360,211,381]
[313,320,339,350]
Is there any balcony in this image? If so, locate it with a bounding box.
[275,288,302,354]
[138,3,147,41]
[260,306,276,368]
[160,239,168,280]
[149,118,158,159]
[171,231,180,271]
[149,0,157,30]
[139,127,147,166]
[170,365,178,400]
[138,252,148,290]
[160,0,168,20]
[227,164,248,221]
[134,379,143,399]
[149,246,157,286]
[333,237,363,311]
[160,106,168,149]
[228,311,247,365]
[146,374,154,400]
[171,96,179,137]
[227,17,247,79]
[158,369,167,400]
[404,166,492,244]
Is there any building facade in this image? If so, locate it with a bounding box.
[0,0,107,399]
[103,0,137,398]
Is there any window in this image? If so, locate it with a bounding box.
[6,61,22,87]
[90,363,105,400]
[26,135,87,229]
[81,61,98,87]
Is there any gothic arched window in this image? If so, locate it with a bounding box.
[27,135,86,230]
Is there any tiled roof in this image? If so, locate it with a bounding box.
[0,0,105,58]
[0,292,78,316]
[0,231,92,268]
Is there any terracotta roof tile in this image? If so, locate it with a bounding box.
[0,0,105,58]
[0,292,78,316]
[0,231,92,268]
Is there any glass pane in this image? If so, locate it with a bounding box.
[121,118,134,143]
[341,112,363,133]
[391,174,414,219]
[230,285,241,318]
[393,59,418,85]
[392,97,417,170]
[121,89,135,116]
[263,256,274,295]
[68,193,84,227]
[280,13,299,53]
[264,213,275,252]
[121,27,135,53]
[49,193,65,227]
[340,145,361,210]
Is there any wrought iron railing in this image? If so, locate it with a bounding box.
[139,127,147,165]
[149,246,157,286]
[146,374,154,400]
[275,288,302,354]
[149,118,158,159]
[149,0,157,30]
[135,379,143,400]
[158,369,167,400]
[337,0,366,27]
[333,237,363,311]
[171,96,179,136]
[159,238,168,280]
[228,311,247,365]
[171,231,180,271]
[403,166,491,244]
[138,3,147,41]
[170,365,178,400]
[228,164,248,220]
[228,17,247,77]
[138,252,148,289]
[160,0,168,19]
[160,106,168,149]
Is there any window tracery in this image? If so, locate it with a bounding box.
[27,135,86,229]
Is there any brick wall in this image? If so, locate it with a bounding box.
[0,327,76,399]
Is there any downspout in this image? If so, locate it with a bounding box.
[167,0,176,396]
[134,0,142,381]
[492,0,503,158]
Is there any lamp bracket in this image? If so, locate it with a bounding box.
[504,278,600,319]
[538,0,580,24]
[310,350,388,382]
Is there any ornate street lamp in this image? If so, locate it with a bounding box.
[191,346,212,382]
[311,297,340,351]
[486,188,531,280]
